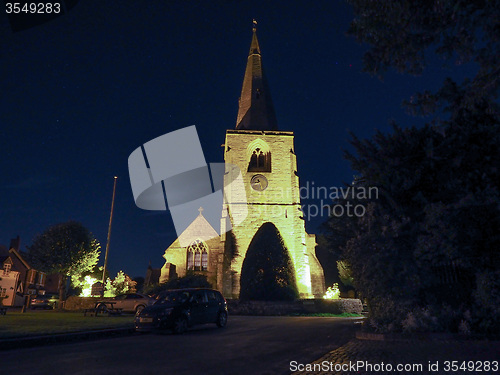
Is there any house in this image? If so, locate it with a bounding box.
[0,236,60,306]
[0,250,20,306]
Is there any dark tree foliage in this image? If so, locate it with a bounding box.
[28,221,100,303]
[240,223,298,301]
[164,272,212,289]
[223,229,238,296]
[144,272,212,296]
[327,0,500,334]
[337,260,354,289]
[348,0,500,117]
[325,114,500,333]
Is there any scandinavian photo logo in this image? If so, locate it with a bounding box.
[128,125,247,246]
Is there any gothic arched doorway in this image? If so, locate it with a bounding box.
[239,222,298,300]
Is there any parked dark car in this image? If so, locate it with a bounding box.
[134,288,228,334]
[30,294,59,309]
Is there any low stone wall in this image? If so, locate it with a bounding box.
[227,298,363,316]
[312,298,363,314]
[64,296,103,310]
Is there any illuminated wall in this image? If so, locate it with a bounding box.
[161,213,224,290]
[223,129,325,298]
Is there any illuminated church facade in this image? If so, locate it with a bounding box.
[159,25,325,299]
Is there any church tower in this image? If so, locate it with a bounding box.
[223,23,325,298]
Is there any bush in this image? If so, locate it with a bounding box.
[240,223,299,301]
[144,272,212,296]
[401,307,440,333]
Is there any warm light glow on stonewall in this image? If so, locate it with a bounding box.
[79,275,99,297]
[323,283,340,300]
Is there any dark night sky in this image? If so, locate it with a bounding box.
[0,1,473,279]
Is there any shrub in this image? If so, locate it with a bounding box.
[144,272,212,296]
[240,223,298,301]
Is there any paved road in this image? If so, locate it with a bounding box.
[3,316,359,375]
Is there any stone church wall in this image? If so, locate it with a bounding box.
[224,130,325,299]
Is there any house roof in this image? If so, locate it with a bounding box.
[9,248,31,269]
[0,255,12,264]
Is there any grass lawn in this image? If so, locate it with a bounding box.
[0,311,134,339]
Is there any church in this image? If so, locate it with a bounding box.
[158,24,325,299]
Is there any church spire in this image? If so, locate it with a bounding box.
[235,20,278,131]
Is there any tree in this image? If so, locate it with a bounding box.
[240,222,298,301]
[164,272,212,290]
[71,265,108,296]
[337,260,354,289]
[347,0,500,118]
[325,118,500,333]
[325,0,500,334]
[104,270,137,297]
[28,221,101,305]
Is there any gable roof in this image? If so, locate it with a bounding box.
[168,210,220,248]
[9,248,31,269]
[0,255,13,265]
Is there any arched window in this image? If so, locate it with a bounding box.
[186,239,209,271]
[187,250,194,270]
[247,139,271,172]
[194,251,201,268]
[202,250,208,271]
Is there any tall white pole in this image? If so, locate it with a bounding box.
[102,176,118,287]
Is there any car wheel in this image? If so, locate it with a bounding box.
[96,303,107,315]
[172,317,188,334]
[135,305,145,314]
[216,311,228,328]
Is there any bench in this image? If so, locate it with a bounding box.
[0,307,7,315]
[83,308,98,317]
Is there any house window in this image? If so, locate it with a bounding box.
[27,269,36,284]
[0,288,6,298]
[2,263,11,274]
[186,239,209,271]
[38,273,46,286]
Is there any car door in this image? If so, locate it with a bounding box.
[205,290,220,322]
[124,294,143,312]
[189,290,208,325]
[113,294,128,310]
